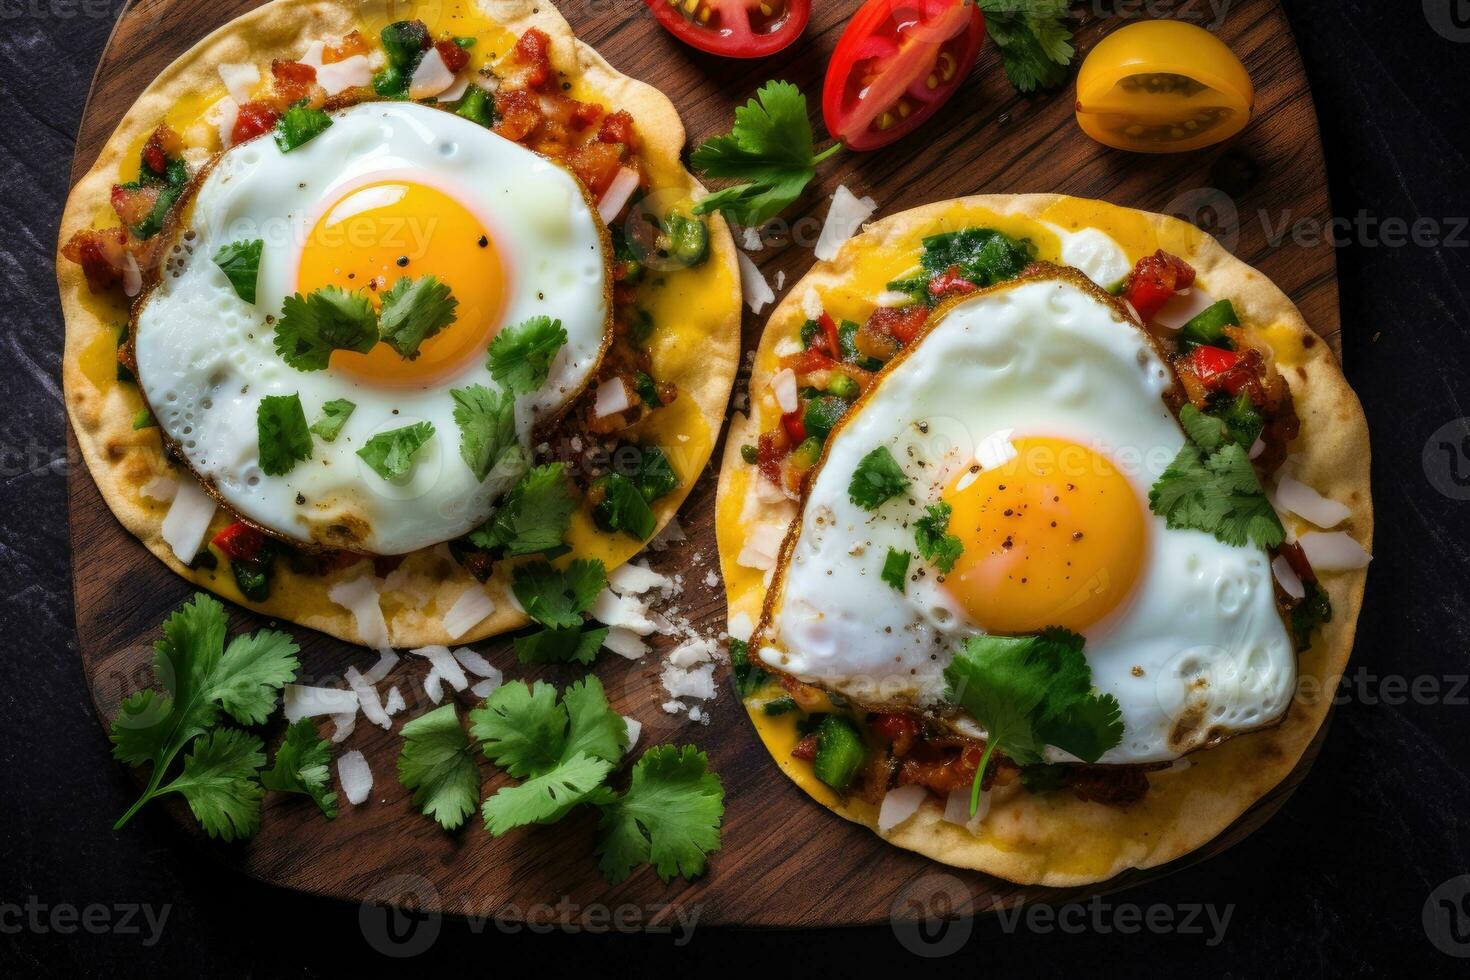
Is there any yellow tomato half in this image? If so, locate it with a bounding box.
[1075,20,1253,154]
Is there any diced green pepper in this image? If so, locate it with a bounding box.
[791,436,823,469]
[661,212,709,268]
[826,374,860,400]
[373,66,408,99]
[762,696,799,716]
[803,396,848,443]
[231,558,270,603]
[456,86,496,127]
[740,444,759,465]
[1178,299,1240,352]
[381,20,429,70]
[812,715,866,792]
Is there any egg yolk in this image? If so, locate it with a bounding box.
[295,180,507,387]
[940,436,1146,635]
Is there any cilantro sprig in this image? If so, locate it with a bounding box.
[261,718,338,818]
[977,0,1077,93]
[468,463,576,557]
[357,421,436,481]
[379,276,458,360]
[596,745,725,884]
[256,393,313,476]
[511,559,606,630]
[944,628,1123,814]
[110,594,300,838]
[915,502,964,573]
[487,315,568,395]
[849,446,910,510]
[274,287,379,371]
[213,239,263,304]
[1149,404,1285,549]
[691,80,841,226]
[450,384,518,482]
[396,704,480,831]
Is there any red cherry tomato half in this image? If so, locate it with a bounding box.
[643,0,810,59]
[823,0,986,151]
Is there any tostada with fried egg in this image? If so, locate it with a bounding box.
[58,0,741,648]
[716,194,1371,885]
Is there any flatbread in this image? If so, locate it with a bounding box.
[59,0,740,647]
[715,193,1371,886]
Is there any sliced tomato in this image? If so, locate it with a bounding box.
[642,0,810,59]
[1124,249,1195,321]
[823,0,986,151]
[212,521,267,562]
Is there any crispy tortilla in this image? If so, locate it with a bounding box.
[59,0,740,647]
[715,193,1371,886]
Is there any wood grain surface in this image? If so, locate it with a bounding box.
[68,0,1339,926]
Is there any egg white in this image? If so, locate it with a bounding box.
[758,276,1295,765]
[134,102,608,554]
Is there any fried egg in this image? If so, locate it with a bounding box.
[133,102,609,554]
[757,274,1294,764]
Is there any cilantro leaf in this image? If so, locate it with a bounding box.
[261,718,338,818]
[487,315,568,395]
[274,103,333,152]
[256,393,313,476]
[213,239,263,304]
[511,559,607,629]
[274,287,379,371]
[310,398,355,442]
[690,80,842,225]
[469,676,627,833]
[468,463,575,556]
[514,626,608,665]
[164,727,266,841]
[1209,392,1264,452]
[378,276,458,360]
[1290,578,1333,652]
[944,628,1123,813]
[920,228,1034,289]
[729,638,771,698]
[848,446,910,510]
[1149,405,1285,549]
[881,548,911,592]
[450,384,517,482]
[977,0,1076,93]
[915,502,964,573]
[356,421,435,481]
[595,745,725,884]
[396,703,480,831]
[592,473,657,541]
[110,594,299,833]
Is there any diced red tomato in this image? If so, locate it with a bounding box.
[1279,541,1317,582]
[780,347,838,376]
[140,125,181,177]
[818,311,842,358]
[212,521,267,562]
[494,88,542,142]
[271,60,317,104]
[1125,249,1196,321]
[781,409,806,443]
[867,304,928,345]
[928,266,977,300]
[61,228,128,292]
[791,734,819,761]
[514,27,555,89]
[897,744,985,794]
[435,38,471,74]
[597,110,637,148]
[1186,344,1264,397]
[232,101,280,144]
[757,428,790,485]
[643,0,810,59]
[871,713,921,756]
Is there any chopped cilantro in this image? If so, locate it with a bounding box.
[915,502,964,573]
[450,384,517,482]
[468,463,575,557]
[378,276,458,360]
[274,103,333,153]
[976,0,1077,93]
[274,287,379,371]
[487,315,568,395]
[110,593,299,837]
[1148,404,1285,549]
[848,446,910,510]
[396,703,480,831]
[729,638,771,698]
[882,548,912,592]
[593,472,657,540]
[261,718,337,818]
[511,559,606,630]
[256,393,313,476]
[1290,579,1333,652]
[595,745,725,884]
[633,445,680,503]
[356,421,435,481]
[309,398,356,442]
[691,80,842,225]
[1208,391,1264,451]
[633,371,662,408]
[212,239,263,304]
[944,627,1123,813]
[380,19,429,71]
[920,228,1034,289]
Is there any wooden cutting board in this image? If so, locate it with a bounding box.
[68,0,1339,926]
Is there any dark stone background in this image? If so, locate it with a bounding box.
[2,0,1467,974]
